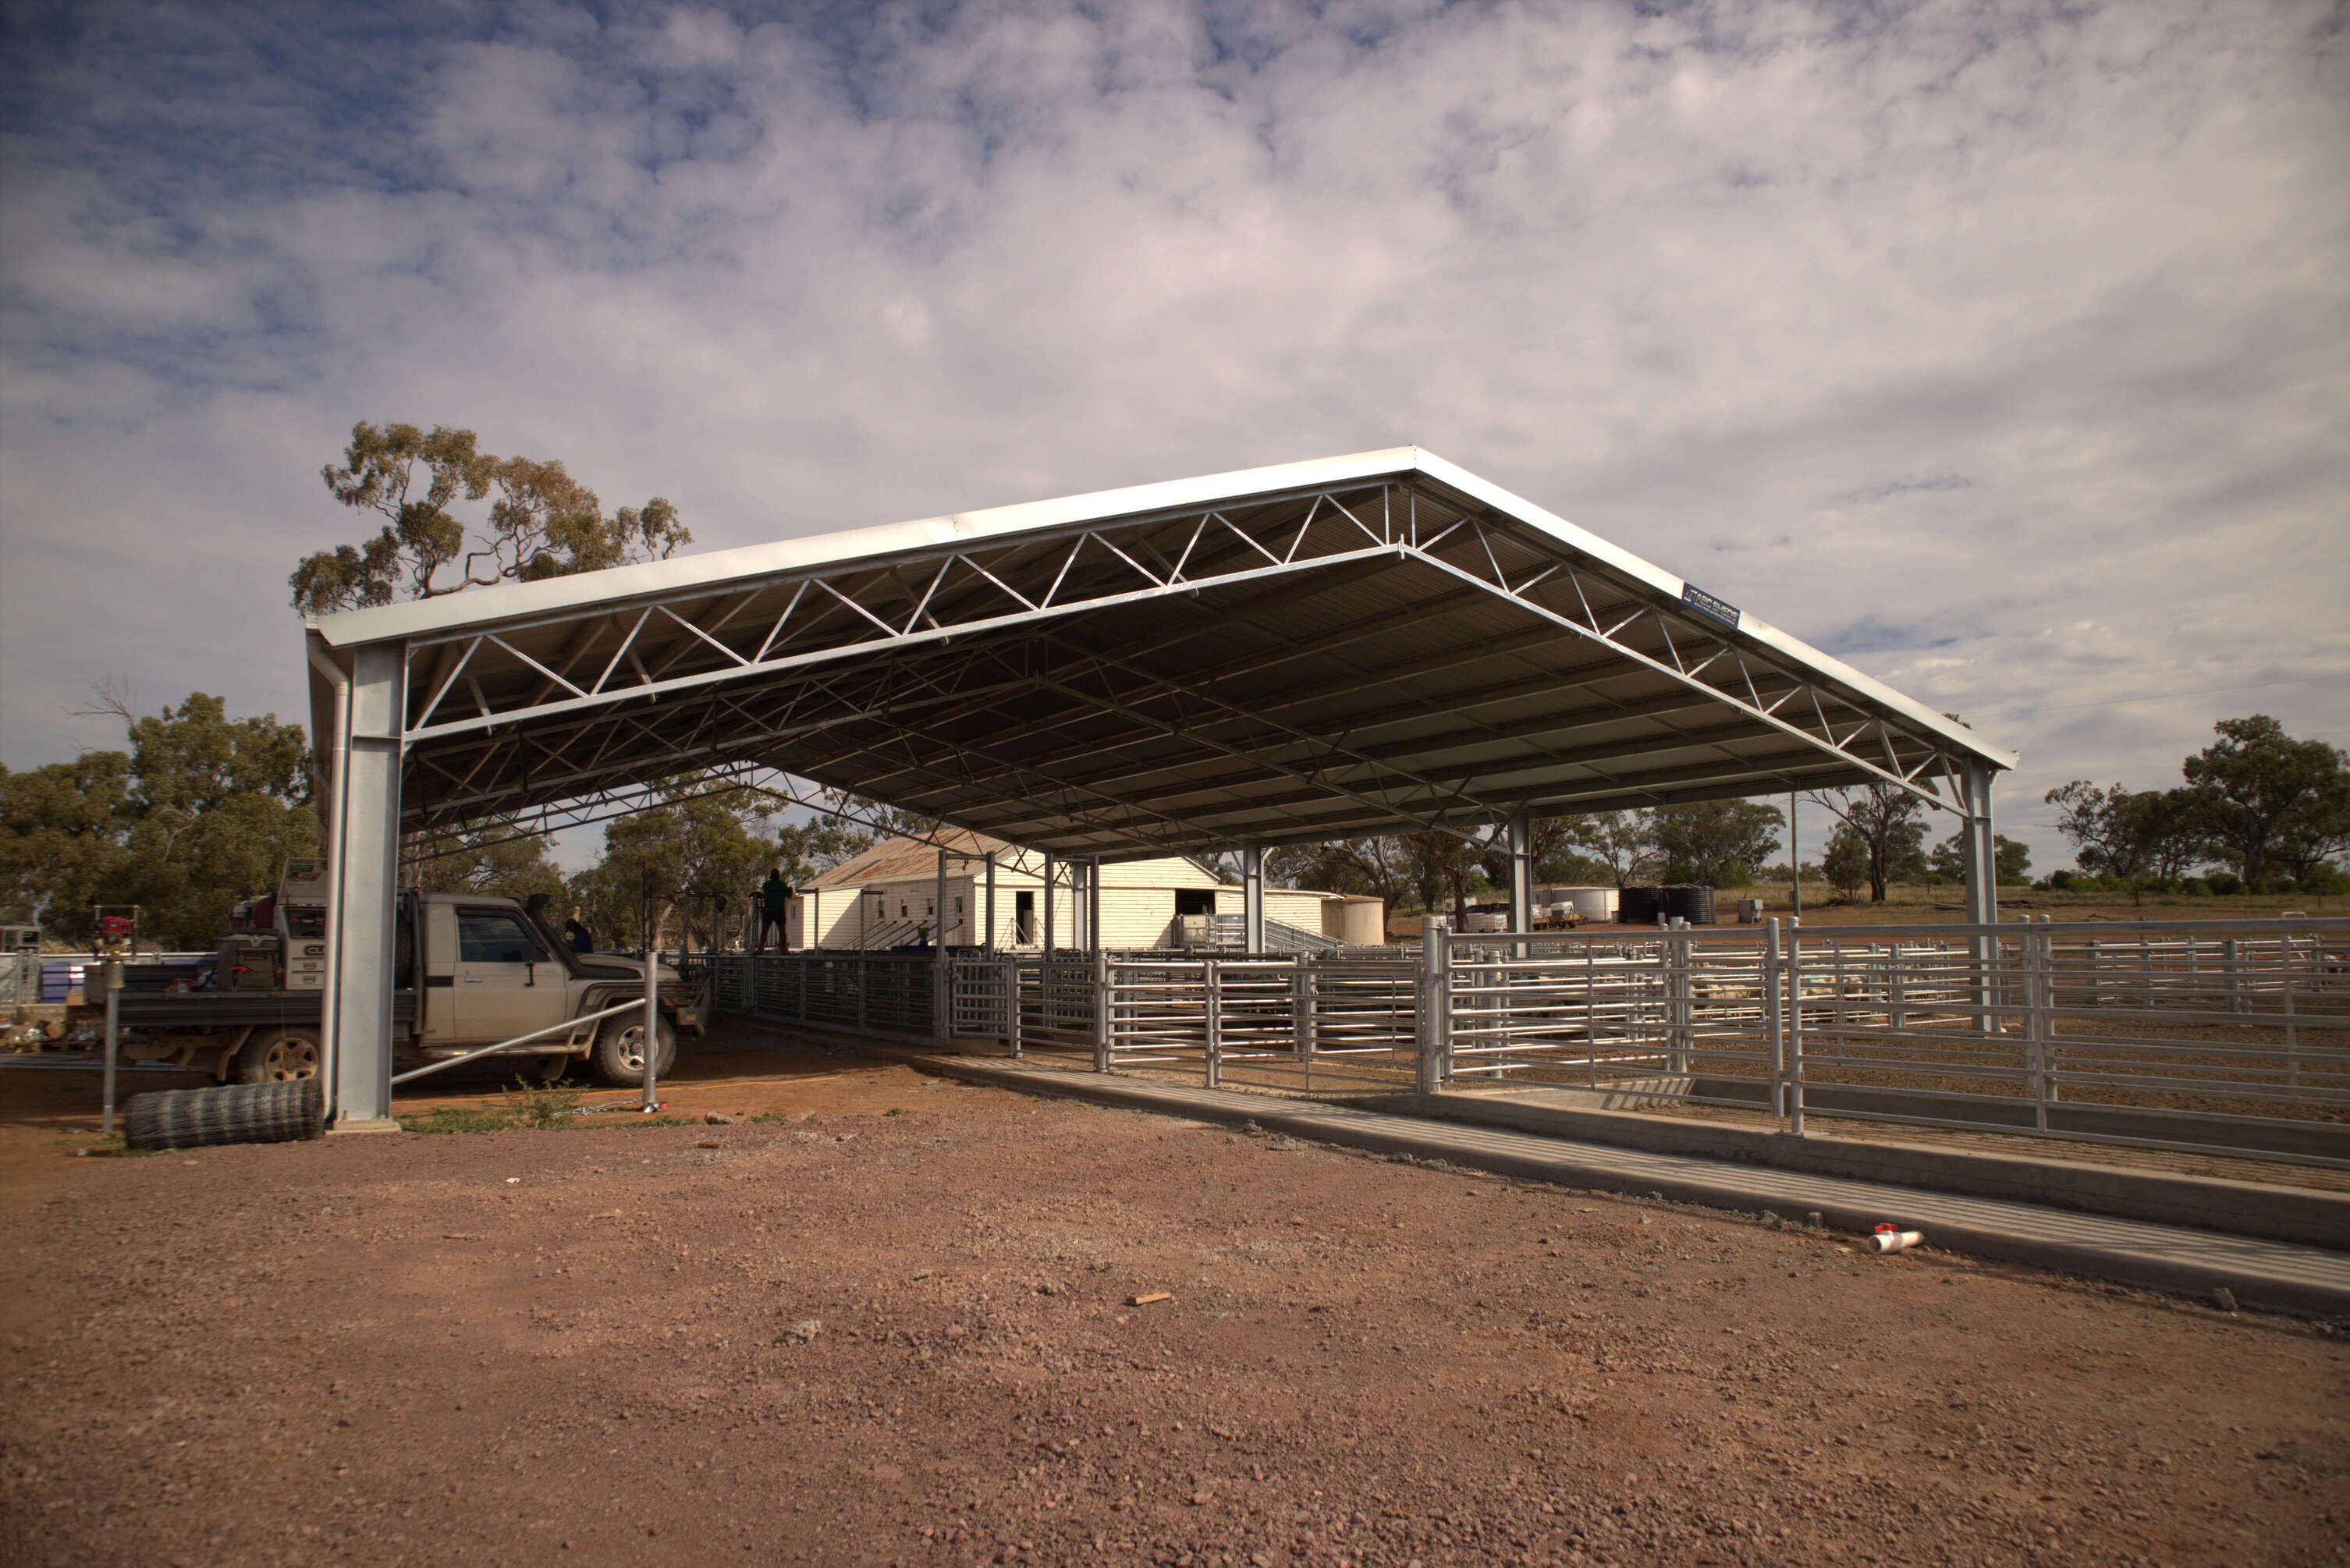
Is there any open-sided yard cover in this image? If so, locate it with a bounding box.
[306,448,2012,861]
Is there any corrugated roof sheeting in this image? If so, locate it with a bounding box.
[308,450,2010,860]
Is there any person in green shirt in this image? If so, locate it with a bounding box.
[756,867,794,953]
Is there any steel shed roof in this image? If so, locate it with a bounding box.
[305,448,2014,860]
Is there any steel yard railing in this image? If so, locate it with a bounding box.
[708,919,2350,1164]
[711,951,939,1039]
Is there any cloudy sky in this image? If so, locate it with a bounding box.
[3,0,2345,870]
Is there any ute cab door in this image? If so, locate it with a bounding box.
[451,906,556,1045]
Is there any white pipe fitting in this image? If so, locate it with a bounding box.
[1868,1229,1925,1254]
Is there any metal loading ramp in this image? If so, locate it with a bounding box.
[304,447,2017,1126]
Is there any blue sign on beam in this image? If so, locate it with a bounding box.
[1680,582,1740,630]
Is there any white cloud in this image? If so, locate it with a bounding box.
[2,0,2345,872]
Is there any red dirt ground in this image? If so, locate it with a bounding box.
[2,1021,2345,1568]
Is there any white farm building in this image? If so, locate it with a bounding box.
[784,829,1383,951]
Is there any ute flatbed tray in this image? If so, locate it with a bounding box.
[116,991,418,1030]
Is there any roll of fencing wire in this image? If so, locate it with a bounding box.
[124,1080,326,1151]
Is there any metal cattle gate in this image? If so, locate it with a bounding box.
[305,448,2018,1128]
[711,916,2350,1166]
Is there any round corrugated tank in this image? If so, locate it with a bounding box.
[1556,886,1619,923]
[1332,897,1386,946]
[1618,885,1663,924]
[1663,885,1717,925]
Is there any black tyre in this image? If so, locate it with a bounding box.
[233,1027,321,1084]
[590,1012,676,1087]
[126,1079,325,1150]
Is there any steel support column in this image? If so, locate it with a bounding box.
[1507,811,1533,935]
[1787,789,1801,919]
[1242,845,1264,954]
[933,848,950,1045]
[1957,764,1999,927]
[982,851,996,955]
[1958,762,1998,1032]
[1042,854,1056,953]
[328,643,404,1131]
[1087,857,1102,959]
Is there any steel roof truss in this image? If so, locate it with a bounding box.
[1415,550,1959,814]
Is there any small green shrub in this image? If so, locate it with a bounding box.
[500,1076,588,1129]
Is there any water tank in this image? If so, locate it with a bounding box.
[1662,885,1717,926]
[1618,885,1663,924]
[1322,897,1386,946]
[1557,887,1618,923]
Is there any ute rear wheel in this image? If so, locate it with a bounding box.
[590,1013,676,1088]
[233,1028,321,1084]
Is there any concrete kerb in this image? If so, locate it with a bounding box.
[837,1041,2350,1320]
[1368,1091,2350,1251]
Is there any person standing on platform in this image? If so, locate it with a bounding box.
[756,867,794,953]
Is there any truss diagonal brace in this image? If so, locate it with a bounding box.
[1414,551,1961,814]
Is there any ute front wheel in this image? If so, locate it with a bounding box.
[590,1013,676,1088]
[233,1028,321,1084]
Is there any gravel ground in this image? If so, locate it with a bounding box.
[2,1031,2345,1568]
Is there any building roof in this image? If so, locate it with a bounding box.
[801,828,1022,889]
[307,448,2015,860]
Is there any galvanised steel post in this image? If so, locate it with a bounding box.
[982,851,996,956]
[1787,922,1805,1133]
[1092,946,1112,1073]
[1204,958,1222,1089]
[2284,929,2300,1089]
[2022,928,2049,1130]
[1242,846,1264,954]
[1042,853,1057,954]
[329,641,404,1133]
[305,640,349,1120]
[1667,931,1691,1078]
[932,848,950,1045]
[641,905,661,1112]
[1042,853,1056,1041]
[100,960,122,1137]
[1787,789,1800,919]
[1293,953,1316,1062]
[1003,953,1021,1058]
[1958,763,1998,1034]
[1415,917,1449,1094]
[1508,810,1532,945]
[1764,919,1786,1126]
[1087,857,1102,959]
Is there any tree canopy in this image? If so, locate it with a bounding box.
[2046,715,2346,889]
[1806,783,1926,903]
[2181,715,2348,885]
[568,777,777,950]
[289,421,690,615]
[1648,800,1783,888]
[0,693,319,947]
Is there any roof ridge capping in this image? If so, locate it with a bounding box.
[308,444,2013,772]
